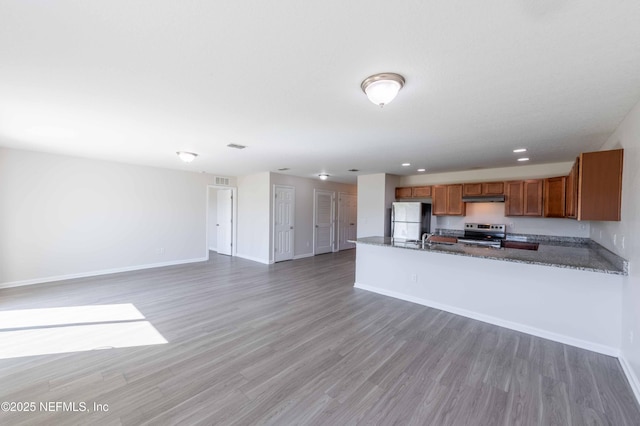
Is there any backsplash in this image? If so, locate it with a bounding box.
[432,202,590,238]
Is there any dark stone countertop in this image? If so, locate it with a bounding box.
[354,236,628,276]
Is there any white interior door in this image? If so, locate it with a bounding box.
[274,185,295,262]
[314,190,334,255]
[338,193,357,250]
[216,189,233,256]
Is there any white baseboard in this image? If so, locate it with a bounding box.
[0,257,209,289]
[293,253,314,260]
[354,282,620,357]
[208,246,217,252]
[235,253,272,265]
[619,354,640,406]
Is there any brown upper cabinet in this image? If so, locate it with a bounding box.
[565,158,579,219]
[433,184,465,216]
[395,186,432,199]
[395,187,413,199]
[575,149,623,221]
[463,182,504,196]
[543,176,567,218]
[505,179,543,217]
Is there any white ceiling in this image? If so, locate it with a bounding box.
[1,1,640,183]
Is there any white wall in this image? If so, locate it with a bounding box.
[0,147,230,287]
[436,203,589,237]
[270,173,356,261]
[357,173,399,238]
[400,162,574,186]
[398,162,590,238]
[591,97,640,401]
[236,172,271,263]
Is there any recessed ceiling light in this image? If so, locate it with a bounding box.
[318,173,330,180]
[227,143,247,149]
[402,163,411,167]
[513,148,527,153]
[517,157,530,162]
[176,151,198,163]
[417,168,426,172]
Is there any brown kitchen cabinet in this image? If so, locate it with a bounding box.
[575,149,623,221]
[395,187,413,199]
[544,176,566,218]
[565,158,579,218]
[395,186,432,199]
[433,184,465,216]
[463,181,504,196]
[412,186,432,198]
[505,179,543,217]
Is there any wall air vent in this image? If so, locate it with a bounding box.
[215,176,231,186]
[227,143,247,149]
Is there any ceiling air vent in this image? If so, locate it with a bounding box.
[227,143,247,150]
[215,176,231,186]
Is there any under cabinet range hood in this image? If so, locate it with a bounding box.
[462,195,505,203]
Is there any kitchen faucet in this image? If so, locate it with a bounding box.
[421,233,433,249]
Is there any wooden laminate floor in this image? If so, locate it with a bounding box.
[1,250,639,425]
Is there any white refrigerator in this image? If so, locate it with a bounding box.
[391,202,432,241]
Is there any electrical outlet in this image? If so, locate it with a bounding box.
[411,274,417,283]
[613,234,617,245]
[622,236,625,249]
[156,248,165,255]
[580,224,586,231]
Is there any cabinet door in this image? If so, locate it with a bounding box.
[578,149,623,221]
[463,183,482,196]
[483,182,504,195]
[395,187,412,199]
[447,184,465,215]
[565,158,579,219]
[412,186,432,198]
[523,180,543,216]
[432,185,448,215]
[544,176,566,218]
[505,181,524,216]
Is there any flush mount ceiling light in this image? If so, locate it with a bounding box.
[402,163,411,167]
[517,157,530,162]
[176,151,198,163]
[417,168,426,172]
[318,173,330,180]
[361,73,405,107]
[513,148,527,153]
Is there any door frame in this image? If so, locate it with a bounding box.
[313,189,336,255]
[206,185,238,259]
[272,184,296,263]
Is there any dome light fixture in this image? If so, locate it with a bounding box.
[318,173,330,180]
[176,151,198,163]
[361,73,405,107]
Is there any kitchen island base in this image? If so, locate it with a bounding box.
[355,242,623,356]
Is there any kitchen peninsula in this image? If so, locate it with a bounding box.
[354,236,627,356]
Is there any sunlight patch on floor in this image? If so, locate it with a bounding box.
[0,304,167,359]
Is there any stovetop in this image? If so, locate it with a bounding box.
[459,223,506,248]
